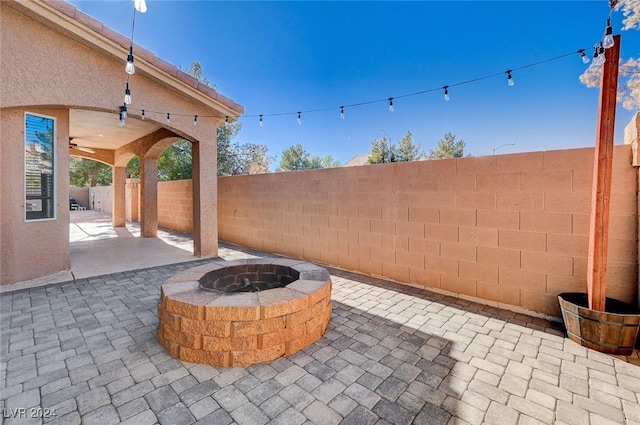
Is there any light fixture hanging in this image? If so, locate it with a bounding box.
[597,43,606,65]
[297,112,302,125]
[506,70,515,86]
[225,115,230,125]
[340,106,345,119]
[141,109,145,120]
[193,115,198,126]
[124,82,132,105]
[134,0,147,13]
[602,17,614,49]
[388,98,394,112]
[443,86,450,101]
[166,112,171,124]
[119,104,128,127]
[125,45,135,75]
[259,115,264,127]
[579,49,590,64]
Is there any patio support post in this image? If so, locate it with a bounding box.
[587,34,620,311]
[192,137,218,257]
[112,166,126,227]
[140,157,158,238]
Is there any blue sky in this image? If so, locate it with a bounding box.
[71,1,639,166]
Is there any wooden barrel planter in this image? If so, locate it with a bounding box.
[558,292,640,355]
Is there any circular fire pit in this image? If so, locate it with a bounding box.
[157,258,332,367]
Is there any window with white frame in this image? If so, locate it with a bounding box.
[25,113,55,220]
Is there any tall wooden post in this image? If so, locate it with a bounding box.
[587,34,621,311]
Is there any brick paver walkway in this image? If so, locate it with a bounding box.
[1,244,639,425]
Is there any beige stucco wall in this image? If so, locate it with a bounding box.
[217,146,638,317]
[1,107,71,284]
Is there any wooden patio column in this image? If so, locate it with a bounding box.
[587,35,621,311]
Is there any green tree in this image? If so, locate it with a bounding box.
[428,132,467,159]
[276,144,339,171]
[309,154,341,169]
[394,131,423,162]
[367,137,394,164]
[277,144,312,171]
[367,131,422,164]
[158,140,192,181]
[126,157,140,178]
[69,158,112,187]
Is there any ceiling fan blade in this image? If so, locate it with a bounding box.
[69,143,96,154]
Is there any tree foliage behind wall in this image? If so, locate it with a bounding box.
[367,131,423,164]
[427,132,467,159]
[69,157,112,187]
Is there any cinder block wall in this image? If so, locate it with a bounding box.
[158,179,193,234]
[218,146,638,317]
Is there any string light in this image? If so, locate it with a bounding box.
[506,70,515,86]
[579,49,590,64]
[124,81,131,105]
[602,17,614,49]
[225,115,229,125]
[115,43,607,129]
[166,112,171,124]
[297,111,302,125]
[193,115,198,126]
[125,45,135,75]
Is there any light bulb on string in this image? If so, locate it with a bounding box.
[125,45,135,75]
[297,112,302,125]
[602,18,614,49]
[124,82,131,105]
[225,115,230,126]
[141,109,145,120]
[193,115,198,126]
[166,113,171,124]
[134,0,147,13]
[592,45,601,65]
[119,104,127,127]
[259,115,263,127]
[388,98,394,112]
[579,49,590,64]
[443,86,450,101]
[598,43,606,65]
[506,70,515,87]
[340,106,345,119]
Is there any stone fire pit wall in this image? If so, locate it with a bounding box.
[157,259,332,367]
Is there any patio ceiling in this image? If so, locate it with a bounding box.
[69,108,160,151]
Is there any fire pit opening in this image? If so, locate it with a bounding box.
[157,258,332,367]
[200,264,299,293]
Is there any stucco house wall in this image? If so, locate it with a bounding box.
[1,1,241,285]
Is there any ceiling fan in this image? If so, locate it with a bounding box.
[69,138,95,154]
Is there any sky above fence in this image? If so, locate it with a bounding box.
[71,1,639,165]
